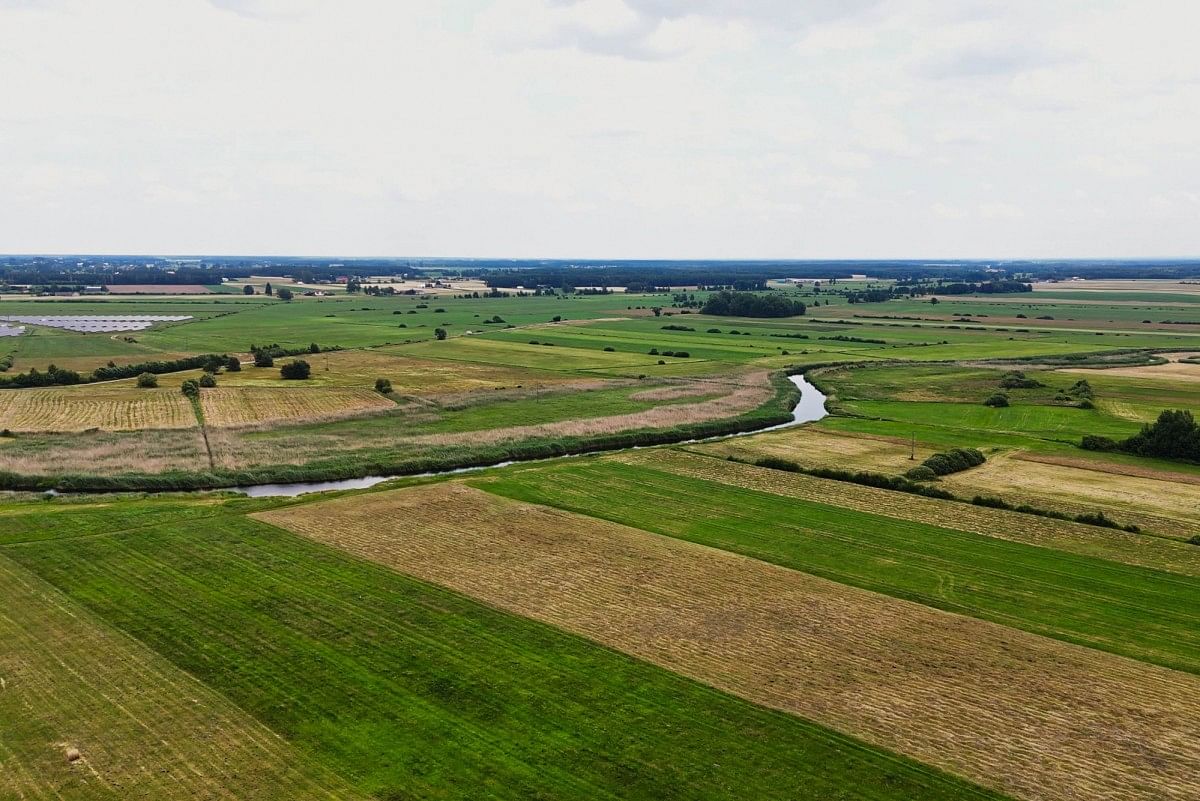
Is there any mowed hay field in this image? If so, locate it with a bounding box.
[0,386,196,432]
[0,554,360,801]
[480,457,1200,673]
[258,482,1200,801]
[198,386,396,427]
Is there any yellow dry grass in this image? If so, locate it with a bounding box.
[199,386,395,427]
[0,387,196,432]
[0,554,361,801]
[939,451,1200,540]
[213,350,573,395]
[0,429,211,476]
[1059,360,1200,382]
[694,426,932,472]
[630,449,1200,575]
[258,482,1200,801]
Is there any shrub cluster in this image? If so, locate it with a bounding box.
[907,447,986,479]
[660,324,695,331]
[983,392,1009,407]
[280,360,311,380]
[999,370,1044,389]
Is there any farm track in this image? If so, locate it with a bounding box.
[258,482,1200,801]
[650,448,1200,575]
[0,554,362,801]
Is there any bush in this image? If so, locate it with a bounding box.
[904,465,938,481]
[375,377,393,394]
[242,284,255,295]
[1189,535,1200,546]
[648,348,659,355]
[984,392,1009,407]
[1080,435,1117,451]
[198,373,216,388]
[603,346,615,352]
[276,287,294,301]
[753,457,801,472]
[225,356,241,372]
[999,370,1044,389]
[280,360,311,380]
[434,328,448,340]
[181,379,200,398]
[661,324,695,331]
[918,447,986,476]
[136,372,158,388]
[254,352,274,368]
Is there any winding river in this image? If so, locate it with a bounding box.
[235,374,829,498]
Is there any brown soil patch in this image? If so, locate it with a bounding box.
[258,483,1200,801]
[632,449,1200,576]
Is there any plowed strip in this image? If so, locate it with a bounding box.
[258,483,1200,801]
[0,554,360,801]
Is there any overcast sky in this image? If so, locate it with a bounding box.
[1,0,1197,259]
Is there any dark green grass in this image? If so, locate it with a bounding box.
[0,507,1004,801]
[476,460,1200,674]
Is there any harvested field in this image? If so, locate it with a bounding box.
[0,386,197,432]
[939,451,1200,540]
[628,380,726,401]
[1059,360,1200,382]
[641,449,1200,575]
[0,554,360,801]
[694,426,933,473]
[259,349,579,394]
[259,482,1200,801]
[199,386,396,427]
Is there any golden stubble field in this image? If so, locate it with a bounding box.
[257,481,1200,801]
[0,555,361,801]
[198,386,397,427]
[0,386,196,433]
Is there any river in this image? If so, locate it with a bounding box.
[235,374,829,498]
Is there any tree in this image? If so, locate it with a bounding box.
[136,372,158,388]
[930,297,939,305]
[181,379,200,398]
[700,290,805,318]
[225,355,242,372]
[1120,409,1200,461]
[374,377,393,394]
[254,352,274,368]
[309,342,320,353]
[280,360,311,380]
[242,284,255,295]
[434,327,448,341]
[198,373,217,388]
[276,287,294,301]
[264,282,273,296]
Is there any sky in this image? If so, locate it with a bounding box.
[1,0,1197,259]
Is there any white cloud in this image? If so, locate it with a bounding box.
[0,0,1197,257]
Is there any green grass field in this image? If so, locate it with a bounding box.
[0,497,1003,801]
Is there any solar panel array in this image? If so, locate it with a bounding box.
[0,315,192,333]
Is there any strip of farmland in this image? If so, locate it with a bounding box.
[3,512,1000,801]
[257,482,1200,801]
[0,554,361,801]
[475,458,1200,674]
